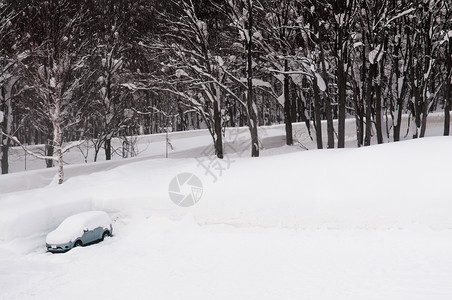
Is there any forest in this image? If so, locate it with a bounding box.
[1,0,451,183]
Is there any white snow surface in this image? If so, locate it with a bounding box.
[1,120,452,299]
[46,211,111,244]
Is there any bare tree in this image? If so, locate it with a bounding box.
[145,0,226,158]
[217,0,261,156]
[255,0,300,146]
[9,0,92,183]
[0,1,18,174]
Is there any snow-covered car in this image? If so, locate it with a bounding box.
[46,211,113,253]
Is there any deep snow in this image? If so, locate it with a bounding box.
[2,216,452,300]
[0,117,452,299]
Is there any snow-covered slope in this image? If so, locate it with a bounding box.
[1,136,451,243]
[0,127,451,299]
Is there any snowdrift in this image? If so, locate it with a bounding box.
[1,136,452,242]
[200,137,452,229]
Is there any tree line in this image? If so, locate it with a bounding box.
[1,0,451,183]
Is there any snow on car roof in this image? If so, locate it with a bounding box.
[59,211,111,229]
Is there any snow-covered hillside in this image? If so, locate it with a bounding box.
[0,123,452,299]
[1,112,447,193]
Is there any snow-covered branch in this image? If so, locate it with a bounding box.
[0,132,55,161]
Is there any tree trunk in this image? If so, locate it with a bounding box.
[420,95,429,138]
[393,99,404,142]
[445,39,452,136]
[1,87,10,174]
[247,103,259,157]
[213,97,223,159]
[56,143,64,184]
[375,80,383,144]
[319,47,334,149]
[94,146,100,162]
[230,101,236,127]
[419,9,433,138]
[53,116,64,184]
[350,66,363,147]
[312,79,323,149]
[413,82,422,139]
[0,113,10,175]
[393,72,405,143]
[337,58,347,148]
[364,63,376,146]
[105,138,112,160]
[324,94,334,149]
[351,85,361,148]
[246,0,259,157]
[1,141,8,174]
[393,39,402,142]
[283,66,293,145]
[445,102,450,136]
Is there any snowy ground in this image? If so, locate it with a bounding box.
[1,115,452,299]
[2,217,451,300]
